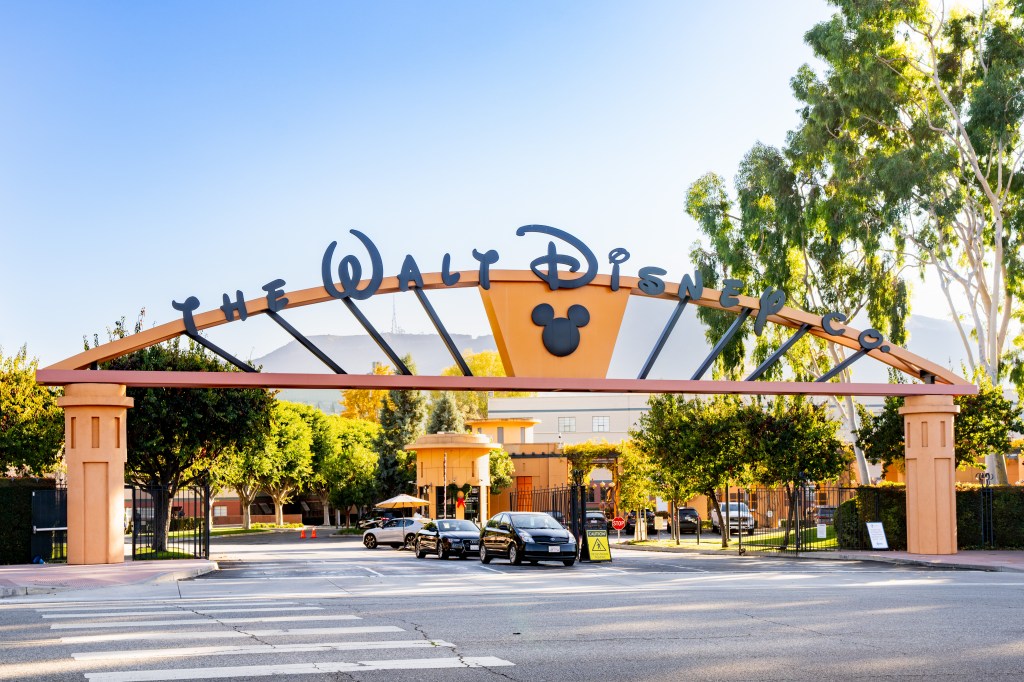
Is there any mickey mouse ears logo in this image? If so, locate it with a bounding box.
[532,303,590,357]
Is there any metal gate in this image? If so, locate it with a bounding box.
[30,484,67,563]
[737,484,863,553]
[129,482,210,560]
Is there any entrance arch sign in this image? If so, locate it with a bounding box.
[36,226,974,563]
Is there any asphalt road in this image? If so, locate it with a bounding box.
[2,532,1023,681]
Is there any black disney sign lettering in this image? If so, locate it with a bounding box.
[172,225,891,360]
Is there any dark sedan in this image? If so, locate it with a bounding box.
[480,511,577,566]
[414,519,480,559]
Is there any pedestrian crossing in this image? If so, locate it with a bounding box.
[25,597,515,680]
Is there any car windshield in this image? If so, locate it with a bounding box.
[514,514,564,530]
[437,520,477,532]
[723,503,750,513]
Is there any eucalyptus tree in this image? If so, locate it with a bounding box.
[689,0,1024,482]
[687,143,909,485]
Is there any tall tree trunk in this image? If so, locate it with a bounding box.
[150,486,172,554]
[321,495,331,526]
[709,492,728,549]
[235,484,259,530]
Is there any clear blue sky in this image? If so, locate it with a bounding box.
[3,1,864,367]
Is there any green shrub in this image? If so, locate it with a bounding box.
[835,498,861,549]
[849,484,1024,551]
[169,517,201,532]
[0,478,56,565]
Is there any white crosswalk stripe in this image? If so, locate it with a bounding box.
[72,639,458,661]
[30,598,516,679]
[44,606,322,618]
[50,614,360,629]
[59,626,406,644]
[84,657,515,681]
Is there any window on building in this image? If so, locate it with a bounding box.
[496,426,504,443]
[520,427,526,442]
[558,417,576,433]
[593,416,610,432]
[213,506,227,517]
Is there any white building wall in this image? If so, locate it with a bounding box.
[488,393,652,446]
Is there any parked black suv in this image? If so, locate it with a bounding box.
[666,507,701,534]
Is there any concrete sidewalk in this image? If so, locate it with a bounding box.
[0,559,217,598]
[615,541,1024,572]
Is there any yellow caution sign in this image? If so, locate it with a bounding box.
[585,529,612,562]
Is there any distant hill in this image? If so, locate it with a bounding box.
[258,315,973,411]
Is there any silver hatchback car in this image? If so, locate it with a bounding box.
[363,517,428,549]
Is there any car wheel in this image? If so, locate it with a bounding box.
[508,543,522,566]
[363,534,377,549]
[404,533,416,548]
[480,544,491,564]
[414,541,426,559]
[438,541,450,560]
[562,557,576,567]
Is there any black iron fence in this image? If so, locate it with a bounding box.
[733,484,870,553]
[507,484,593,537]
[129,483,210,560]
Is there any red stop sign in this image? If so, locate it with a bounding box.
[612,516,626,531]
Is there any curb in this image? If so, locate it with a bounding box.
[614,543,1024,573]
[0,561,219,599]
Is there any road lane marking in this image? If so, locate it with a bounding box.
[33,600,296,611]
[72,640,456,661]
[358,566,384,576]
[43,607,322,618]
[84,656,515,680]
[60,626,404,644]
[51,615,360,629]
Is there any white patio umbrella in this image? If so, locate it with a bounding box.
[375,494,431,509]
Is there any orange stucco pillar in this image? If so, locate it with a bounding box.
[58,384,133,564]
[899,394,959,555]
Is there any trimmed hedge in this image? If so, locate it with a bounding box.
[0,478,56,565]
[838,484,1024,550]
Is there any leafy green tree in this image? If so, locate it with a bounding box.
[745,398,852,548]
[257,401,314,525]
[374,354,426,498]
[218,444,273,529]
[0,346,64,475]
[857,377,1024,472]
[93,319,274,549]
[632,395,748,547]
[292,403,334,526]
[704,1,1024,480]
[616,440,657,541]
[488,447,515,496]
[427,392,465,433]
[326,415,380,526]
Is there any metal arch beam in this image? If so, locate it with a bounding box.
[340,299,411,375]
[42,270,971,387]
[35,369,979,396]
[265,310,346,374]
[414,288,472,376]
